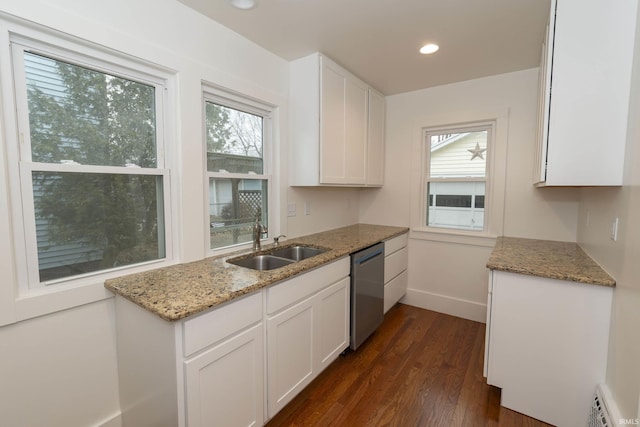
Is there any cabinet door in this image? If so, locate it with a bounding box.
[184,323,264,427]
[344,77,368,184]
[320,61,347,184]
[367,88,385,186]
[315,277,350,372]
[538,0,636,185]
[320,58,368,185]
[266,296,315,417]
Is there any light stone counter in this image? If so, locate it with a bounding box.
[105,223,408,321]
[486,236,615,287]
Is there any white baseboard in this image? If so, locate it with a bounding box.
[401,288,487,323]
[94,412,122,427]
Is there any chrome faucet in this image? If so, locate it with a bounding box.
[252,207,268,251]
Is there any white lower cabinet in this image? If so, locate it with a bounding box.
[266,258,350,418]
[114,257,350,427]
[115,291,264,427]
[184,323,264,427]
[485,270,613,427]
[383,233,408,313]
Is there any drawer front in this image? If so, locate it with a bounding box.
[385,233,408,255]
[183,291,262,357]
[384,269,408,313]
[384,246,408,283]
[266,257,350,315]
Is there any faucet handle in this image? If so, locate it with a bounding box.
[273,234,286,246]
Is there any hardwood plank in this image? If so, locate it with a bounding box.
[266,303,554,427]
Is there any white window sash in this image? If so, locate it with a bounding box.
[8,31,173,292]
[421,122,494,234]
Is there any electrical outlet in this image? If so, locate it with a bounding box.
[287,203,296,217]
[610,217,619,241]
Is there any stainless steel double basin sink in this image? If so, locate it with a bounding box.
[227,245,327,271]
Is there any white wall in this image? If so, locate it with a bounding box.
[577,2,640,418]
[0,0,291,425]
[286,187,361,238]
[359,68,579,321]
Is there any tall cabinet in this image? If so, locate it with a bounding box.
[290,53,385,186]
[535,0,637,186]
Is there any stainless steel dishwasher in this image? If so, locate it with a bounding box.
[350,242,385,350]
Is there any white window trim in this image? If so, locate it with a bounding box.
[202,83,275,255]
[0,16,178,323]
[410,110,509,247]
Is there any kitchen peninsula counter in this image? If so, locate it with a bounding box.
[105,223,408,321]
[486,236,615,287]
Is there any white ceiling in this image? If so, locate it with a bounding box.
[177,0,551,95]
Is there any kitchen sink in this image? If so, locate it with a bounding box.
[268,245,327,261]
[227,254,295,271]
[227,245,328,271]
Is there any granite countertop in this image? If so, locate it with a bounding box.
[487,236,615,287]
[105,223,408,322]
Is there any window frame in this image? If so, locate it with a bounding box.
[202,84,274,254]
[422,122,493,233]
[411,114,507,247]
[3,26,176,297]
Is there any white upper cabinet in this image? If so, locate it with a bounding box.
[367,88,386,186]
[535,0,637,186]
[290,53,385,186]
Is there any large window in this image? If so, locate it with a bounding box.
[423,123,493,231]
[204,90,271,250]
[10,36,171,288]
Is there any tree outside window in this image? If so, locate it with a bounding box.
[19,50,167,283]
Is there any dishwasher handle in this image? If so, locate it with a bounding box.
[354,248,384,265]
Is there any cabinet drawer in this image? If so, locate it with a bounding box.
[384,246,408,283]
[183,291,262,357]
[385,233,408,255]
[266,258,349,315]
[384,270,407,313]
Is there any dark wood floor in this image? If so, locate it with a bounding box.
[266,303,553,427]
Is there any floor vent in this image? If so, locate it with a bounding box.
[589,385,615,427]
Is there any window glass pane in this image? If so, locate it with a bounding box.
[205,102,263,174]
[427,181,485,231]
[25,52,157,167]
[429,130,488,178]
[33,172,165,282]
[209,178,267,250]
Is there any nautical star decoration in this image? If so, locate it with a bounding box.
[468,142,486,160]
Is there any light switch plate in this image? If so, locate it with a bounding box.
[610,217,619,241]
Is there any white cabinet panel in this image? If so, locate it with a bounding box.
[316,277,350,371]
[367,88,385,186]
[383,233,408,313]
[184,323,264,427]
[384,270,407,314]
[535,0,637,186]
[266,258,350,419]
[183,292,262,358]
[290,52,384,186]
[266,295,315,417]
[486,270,612,426]
[384,247,408,284]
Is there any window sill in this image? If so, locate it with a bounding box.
[410,227,497,247]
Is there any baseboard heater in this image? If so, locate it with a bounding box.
[588,384,622,427]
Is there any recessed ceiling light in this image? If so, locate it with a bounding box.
[228,0,258,10]
[419,43,440,55]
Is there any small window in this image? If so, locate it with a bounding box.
[423,124,492,231]
[10,39,171,288]
[204,93,271,250]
